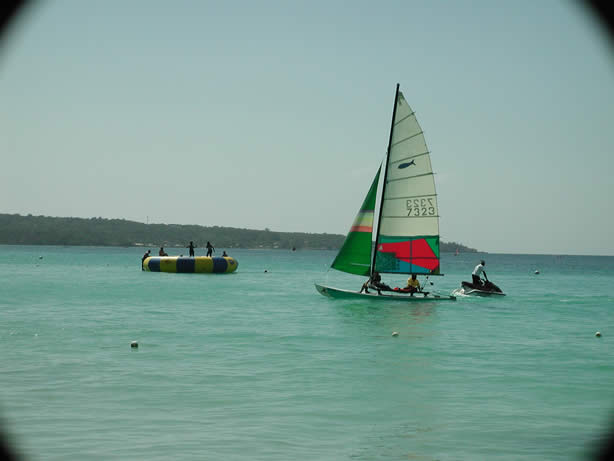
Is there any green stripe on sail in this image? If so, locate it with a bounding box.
[426,236,440,259]
[331,168,380,276]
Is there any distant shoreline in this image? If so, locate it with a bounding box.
[3,244,610,258]
[0,242,472,253]
[0,213,478,252]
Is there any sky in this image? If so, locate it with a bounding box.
[1,0,613,255]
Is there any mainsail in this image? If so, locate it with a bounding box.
[374,89,440,275]
[331,167,381,276]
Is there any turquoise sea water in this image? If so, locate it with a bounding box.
[1,245,613,460]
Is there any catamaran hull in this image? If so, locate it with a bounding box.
[315,284,455,301]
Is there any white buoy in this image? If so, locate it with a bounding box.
[131,341,138,348]
[392,331,399,337]
[595,332,602,337]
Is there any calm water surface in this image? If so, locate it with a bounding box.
[1,245,613,460]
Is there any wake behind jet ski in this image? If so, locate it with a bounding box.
[459,259,505,296]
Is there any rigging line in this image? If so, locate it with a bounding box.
[384,193,438,200]
[390,131,423,148]
[393,111,415,126]
[387,172,434,183]
[389,151,430,165]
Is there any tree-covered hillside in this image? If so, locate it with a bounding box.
[0,213,477,252]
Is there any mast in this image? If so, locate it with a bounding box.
[371,83,400,276]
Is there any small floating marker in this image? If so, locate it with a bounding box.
[392,331,399,337]
[130,341,139,348]
[264,269,268,273]
[39,256,43,259]
[534,270,540,274]
[595,332,602,337]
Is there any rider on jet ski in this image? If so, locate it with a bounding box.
[472,260,488,287]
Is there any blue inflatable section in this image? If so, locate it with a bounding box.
[148,258,161,272]
[213,258,228,272]
[176,257,195,273]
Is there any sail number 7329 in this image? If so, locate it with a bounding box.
[407,198,436,216]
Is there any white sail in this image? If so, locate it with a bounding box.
[380,92,438,236]
[375,89,441,275]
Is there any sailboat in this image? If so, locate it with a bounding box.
[315,84,455,302]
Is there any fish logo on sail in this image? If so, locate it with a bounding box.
[398,160,416,169]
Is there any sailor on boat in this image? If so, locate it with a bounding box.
[405,274,421,293]
[472,260,487,287]
[360,272,392,294]
[392,274,422,295]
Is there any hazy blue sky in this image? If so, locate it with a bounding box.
[1,1,613,255]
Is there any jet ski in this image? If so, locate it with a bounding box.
[460,279,505,296]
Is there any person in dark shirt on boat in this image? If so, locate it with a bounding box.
[472,260,487,286]
[371,272,393,294]
[187,241,196,257]
[206,241,215,257]
[360,272,392,294]
[141,249,151,270]
[222,250,228,257]
[159,247,168,256]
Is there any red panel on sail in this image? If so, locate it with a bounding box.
[377,238,439,271]
[378,241,410,259]
[410,238,439,270]
[411,239,434,258]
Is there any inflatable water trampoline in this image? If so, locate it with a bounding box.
[143,256,238,274]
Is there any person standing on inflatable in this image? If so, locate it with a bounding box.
[206,241,215,257]
[141,249,151,270]
[187,241,196,257]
